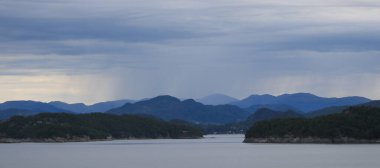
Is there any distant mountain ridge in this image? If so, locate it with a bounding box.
[0,93,375,123]
[107,95,249,124]
[197,94,238,105]
[0,101,69,113]
[0,99,135,120]
[0,101,70,120]
[49,99,135,113]
[231,93,370,112]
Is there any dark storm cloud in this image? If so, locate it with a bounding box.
[0,16,196,42]
[1,0,380,102]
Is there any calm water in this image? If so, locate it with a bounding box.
[1,134,380,168]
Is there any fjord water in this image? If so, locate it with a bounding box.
[0,135,379,168]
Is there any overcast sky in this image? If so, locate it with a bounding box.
[1,0,380,104]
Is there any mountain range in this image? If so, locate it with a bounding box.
[0,93,375,124]
[107,95,249,124]
[0,101,69,112]
[0,99,135,120]
[230,93,370,112]
[48,99,135,113]
[0,101,70,120]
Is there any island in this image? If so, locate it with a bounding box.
[244,106,380,143]
[0,113,203,143]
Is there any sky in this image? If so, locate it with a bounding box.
[1,0,380,104]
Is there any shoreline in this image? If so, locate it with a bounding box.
[0,136,203,143]
[243,137,380,144]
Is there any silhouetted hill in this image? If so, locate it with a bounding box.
[197,94,238,105]
[244,104,299,114]
[107,95,249,124]
[245,108,303,125]
[231,93,370,112]
[244,106,380,143]
[49,99,134,113]
[0,109,38,120]
[360,100,380,108]
[304,100,380,118]
[0,113,203,142]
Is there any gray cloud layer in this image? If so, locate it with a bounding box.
[1,0,380,103]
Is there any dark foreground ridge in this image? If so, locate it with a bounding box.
[244,106,380,143]
[0,113,203,143]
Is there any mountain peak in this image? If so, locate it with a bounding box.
[3,100,43,104]
[49,101,87,106]
[278,93,318,97]
[147,95,181,103]
[182,99,197,103]
[246,94,275,99]
[198,94,238,105]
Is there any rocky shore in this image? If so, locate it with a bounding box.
[243,136,380,144]
[0,136,96,143]
[0,135,202,143]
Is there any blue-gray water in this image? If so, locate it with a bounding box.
[1,134,380,168]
